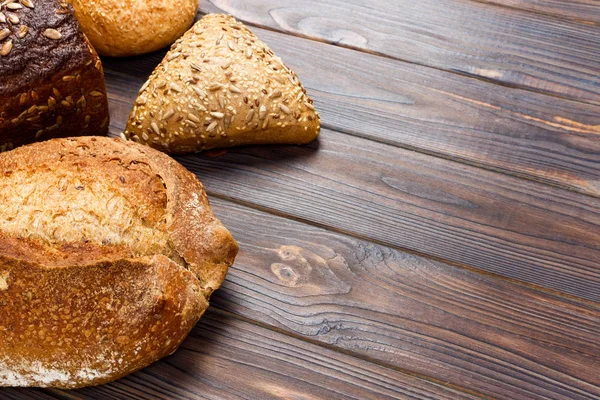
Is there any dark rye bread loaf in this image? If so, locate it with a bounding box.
[0,136,238,388]
[0,0,109,151]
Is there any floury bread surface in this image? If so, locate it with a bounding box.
[0,136,238,388]
[124,14,320,154]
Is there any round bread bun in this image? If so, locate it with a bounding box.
[68,0,199,57]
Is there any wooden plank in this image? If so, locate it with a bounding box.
[167,129,600,303]
[11,196,600,399]
[476,0,600,24]
[104,57,600,301]
[15,310,480,400]
[200,0,600,104]
[101,25,600,198]
[0,389,67,399]
[104,60,600,301]
[202,199,599,399]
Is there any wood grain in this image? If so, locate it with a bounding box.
[209,199,599,399]
[0,389,67,399]
[201,0,600,104]
[476,0,600,24]
[170,129,600,303]
[105,59,600,301]
[101,24,600,199]
[14,311,480,400]
[104,60,600,301]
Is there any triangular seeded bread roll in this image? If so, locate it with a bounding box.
[124,14,320,154]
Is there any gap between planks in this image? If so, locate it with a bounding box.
[319,120,600,202]
[197,6,600,107]
[202,189,600,311]
[103,19,600,200]
[33,306,491,400]
[467,0,599,26]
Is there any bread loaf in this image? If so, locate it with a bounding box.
[0,136,238,388]
[0,0,109,151]
[124,14,320,154]
[67,0,199,57]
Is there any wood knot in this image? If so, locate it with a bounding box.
[271,263,299,287]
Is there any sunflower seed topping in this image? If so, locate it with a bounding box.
[208,83,223,91]
[259,105,267,120]
[43,28,61,40]
[17,24,27,38]
[206,121,218,132]
[279,104,291,115]
[0,40,12,56]
[151,122,160,135]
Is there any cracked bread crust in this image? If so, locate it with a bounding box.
[0,136,238,388]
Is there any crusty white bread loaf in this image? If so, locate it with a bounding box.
[67,0,199,57]
[0,0,109,151]
[0,136,238,388]
[124,14,320,154]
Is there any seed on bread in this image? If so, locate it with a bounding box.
[123,14,320,154]
[43,28,61,39]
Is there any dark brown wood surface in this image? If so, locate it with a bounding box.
[103,25,600,199]
[9,1,600,399]
[478,0,600,23]
[200,0,600,104]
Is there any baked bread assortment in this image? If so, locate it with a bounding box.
[0,0,109,152]
[123,14,320,154]
[67,0,199,57]
[0,136,238,388]
[0,6,319,388]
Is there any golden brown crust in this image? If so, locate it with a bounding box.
[0,136,238,388]
[67,0,199,57]
[124,14,320,154]
[0,254,207,388]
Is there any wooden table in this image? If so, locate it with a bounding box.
[8,1,600,399]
